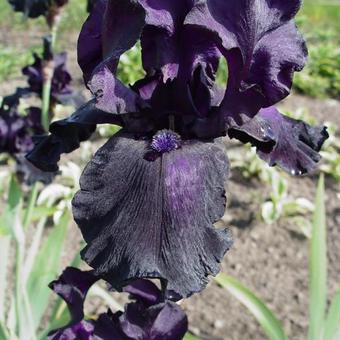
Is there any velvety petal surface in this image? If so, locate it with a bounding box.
[72,132,232,297]
[228,106,329,175]
[185,0,307,125]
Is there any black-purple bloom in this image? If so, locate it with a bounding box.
[86,0,98,13]
[48,267,188,340]
[7,0,68,19]
[0,92,44,155]
[27,0,328,297]
[0,91,53,184]
[22,52,72,103]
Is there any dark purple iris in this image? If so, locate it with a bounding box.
[48,267,188,340]
[86,0,98,13]
[0,91,44,155]
[7,0,68,19]
[22,51,72,103]
[27,0,328,298]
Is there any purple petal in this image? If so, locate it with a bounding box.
[139,0,194,80]
[78,0,106,83]
[72,132,232,298]
[15,154,55,185]
[22,52,72,102]
[78,0,146,83]
[89,66,147,114]
[119,301,188,340]
[48,320,95,340]
[149,302,188,340]
[26,100,123,172]
[228,106,329,175]
[48,267,99,327]
[93,312,125,339]
[123,279,162,306]
[185,0,307,125]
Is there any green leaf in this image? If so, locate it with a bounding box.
[39,252,82,339]
[183,333,200,340]
[22,182,39,229]
[324,289,340,340]
[0,236,10,323]
[215,273,287,340]
[26,211,70,329]
[30,206,57,221]
[7,176,22,211]
[308,175,327,340]
[0,176,23,236]
[0,320,10,339]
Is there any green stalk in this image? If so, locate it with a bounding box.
[41,19,58,131]
[23,182,39,230]
[41,80,52,132]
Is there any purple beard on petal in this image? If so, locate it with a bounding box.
[151,129,181,153]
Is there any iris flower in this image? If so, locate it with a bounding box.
[48,267,188,339]
[8,0,68,19]
[23,53,72,103]
[0,91,43,155]
[0,90,54,184]
[27,0,328,298]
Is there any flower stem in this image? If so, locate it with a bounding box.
[22,182,39,230]
[41,78,52,131]
[41,14,59,131]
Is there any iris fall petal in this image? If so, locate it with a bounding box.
[72,132,232,297]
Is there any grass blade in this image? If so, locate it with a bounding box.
[183,333,200,340]
[0,321,10,339]
[324,289,340,340]
[0,236,10,322]
[39,253,82,339]
[26,211,70,329]
[215,273,286,340]
[308,175,327,340]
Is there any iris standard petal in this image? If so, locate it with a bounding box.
[228,106,329,175]
[77,0,106,83]
[72,132,232,298]
[185,0,307,125]
[89,66,148,114]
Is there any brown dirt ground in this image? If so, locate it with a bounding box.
[1,27,340,340]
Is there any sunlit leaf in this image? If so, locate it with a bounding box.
[324,289,340,340]
[308,175,327,340]
[26,211,70,329]
[215,273,287,340]
[0,236,10,322]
